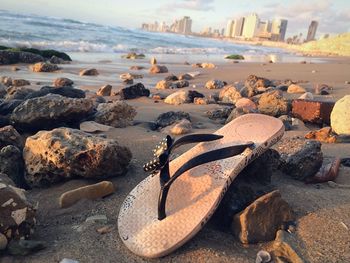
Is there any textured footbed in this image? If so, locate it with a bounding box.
[118,114,284,258]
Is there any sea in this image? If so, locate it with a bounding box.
[0,9,310,63]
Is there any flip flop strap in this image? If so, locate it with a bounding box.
[158,142,254,220]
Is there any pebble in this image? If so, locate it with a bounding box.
[85,214,108,224]
[312,70,317,73]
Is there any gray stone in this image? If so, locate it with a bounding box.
[0,145,25,188]
[79,68,99,76]
[206,107,233,120]
[0,125,23,150]
[7,240,45,256]
[155,111,191,129]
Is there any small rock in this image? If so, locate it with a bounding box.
[129,65,144,70]
[272,230,305,263]
[0,125,24,150]
[287,84,306,94]
[11,66,20,71]
[53,77,74,87]
[0,145,26,187]
[226,107,257,124]
[330,95,350,135]
[150,57,157,65]
[258,90,289,117]
[5,86,34,100]
[149,65,168,74]
[244,75,273,97]
[120,73,143,81]
[178,73,193,80]
[205,79,225,89]
[278,115,293,131]
[122,52,145,59]
[31,62,59,72]
[155,111,190,129]
[256,250,271,263]
[298,92,314,100]
[218,85,242,104]
[96,84,112,96]
[8,240,45,256]
[164,74,178,82]
[0,233,7,250]
[0,76,12,86]
[169,119,192,135]
[49,55,67,64]
[235,98,257,111]
[206,107,232,120]
[164,90,191,105]
[193,62,216,69]
[80,121,112,133]
[119,83,150,100]
[232,190,294,244]
[194,97,209,105]
[24,86,85,100]
[60,259,80,263]
[173,80,189,89]
[305,127,337,143]
[188,90,204,102]
[12,79,30,87]
[86,214,108,224]
[311,70,317,73]
[188,71,201,78]
[299,61,307,64]
[79,68,99,76]
[155,80,172,90]
[345,81,350,85]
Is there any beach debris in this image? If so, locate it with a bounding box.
[298,92,314,100]
[7,240,45,256]
[53,77,74,87]
[149,65,168,74]
[330,95,350,135]
[256,250,271,263]
[205,79,226,89]
[0,173,36,240]
[155,111,190,129]
[121,52,145,59]
[275,137,323,181]
[287,84,306,94]
[194,97,209,105]
[79,68,99,76]
[23,128,132,187]
[11,94,94,132]
[0,145,25,188]
[218,85,242,104]
[292,99,335,124]
[192,62,216,69]
[305,158,341,184]
[340,222,349,231]
[61,182,115,209]
[0,233,7,250]
[258,90,289,117]
[0,50,44,65]
[150,57,157,64]
[206,107,232,120]
[178,73,193,80]
[80,121,112,133]
[119,82,150,100]
[129,65,144,70]
[272,230,305,263]
[225,54,245,60]
[31,62,59,72]
[96,84,112,96]
[0,125,23,150]
[232,190,294,244]
[94,101,136,128]
[163,119,192,135]
[305,127,337,143]
[311,70,317,73]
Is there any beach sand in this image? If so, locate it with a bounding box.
[1,56,350,263]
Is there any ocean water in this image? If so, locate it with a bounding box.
[0,9,296,61]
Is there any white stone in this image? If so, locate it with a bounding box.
[331,95,350,135]
[11,207,27,225]
[298,92,314,100]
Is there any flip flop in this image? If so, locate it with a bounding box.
[118,113,284,258]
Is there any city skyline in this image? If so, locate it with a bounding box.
[1,0,349,38]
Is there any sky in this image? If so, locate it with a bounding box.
[1,0,349,37]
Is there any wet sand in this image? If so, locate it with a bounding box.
[1,55,350,263]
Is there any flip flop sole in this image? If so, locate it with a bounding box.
[118,114,284,258]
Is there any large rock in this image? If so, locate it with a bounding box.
[258,90,289,117]
[119,83,150,100]
[0,83,6,98]
[0,99,23,115]
[94,102,136,128]
[168,119,192,135]
[205,79,225,89]
[79,68,99,76]
[96,85,112,96]
[0,50,44,65]
[23,128,132,187]
[24,86,85,99]
[10,94,94,132]
[243,75,272,97]
[0,76,13,87]
[292,100,334,125]
[0,146,25,187]
[232,190,294,244]
[330,95,350,135]
[155,111,191,129]
[53,78,74,88]
[0,125,23,150]
[235,98,257,111]
[149,65,168,74]
[31,62,59,72]
[274,137,323,181]
[219,85,242,104]
[5,86,34,100]
[0,173,36,240]
[164,90,190,105]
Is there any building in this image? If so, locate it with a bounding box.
[231,17,245,37]
[182,16,192,34]
[270,19,288,41]
[306,20,318,42]
[242,13,259,38]
[225,20,234,37]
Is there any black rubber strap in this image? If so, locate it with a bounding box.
[157,142,254,220]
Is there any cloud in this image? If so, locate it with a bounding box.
[161,0,215,11]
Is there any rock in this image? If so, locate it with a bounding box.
[258,91,289,117]
[218,85,242,104]
[149,65,168,74]
[129,66,144,70]
[194,97,209,105]
[188,71,201,78]
[5,86,34,100]
[345,81,350,85]
[0,125,23,150]
[155,80,172,90]
[0,145,25,187]
[120,73,143,81]
[173,80,189,89]
[31,62,59,72]
[205,79,225,89]
[0,99,23,115]
[164,74,178,82]
[206,107,233,120]
[243,75,272,97]
[7,240,45,256]
[79,121,112,133]
[155,111,190,129]
[60,259,80,263]
[122,79,133,85]
[85,214,108,224]
[292,100,334,125]
[24,86,85,100]
[164,90,190,105]
[232,190,294,244]
[278,115,293,131]
[0,50,44,65]
[298,92,314,100]
[94,101,136,128]
[330,95,350,135]
[11,79,30,87]
[59,181,115,208]
[274,137,323,181]
[0,233,7,250]
[121,52,145,59]
[235,98,257,111]
[305,127,337,143]
[96,85,112,96]
[256,251,271,263]
[193,62,216,69]
[188,90,204,102]
[168,119,192,135]
[11,94,94,132]
[226,107,257,124]
[178,73,193,80]
[0,83,6,98]
[79,68,99,76]
[272,230,305,263]
[0,173,36,240]
[0,76,12,87]
[53,77,74,88]
[49,55,67,64]
[119,83,150,100]
[12,66,20,71]
[287,84,306,94]
[150,57,157,65]
[23,128,132,186]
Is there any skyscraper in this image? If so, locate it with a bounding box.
[242,13,259,38]
[271,19,288,41]
[306,21,318,42]
[225,20,234,37]
[231,17,245,37]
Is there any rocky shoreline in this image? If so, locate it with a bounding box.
[0,50,349,263]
